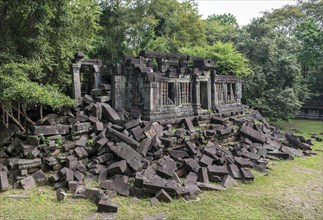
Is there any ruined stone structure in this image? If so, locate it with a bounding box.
[71,52,103,100]
[72,51,244,121]
[296,94,323,120]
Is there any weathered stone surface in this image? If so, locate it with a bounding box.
[184,159,201,173]
[221,175,236,188]
[207,165,229,176]
[200,154,213,167]
[155,189,172,203]
[33,125,70,136]
[182,118,195,133]
[84,188,105,204]
[0,171,9,191]
[110,143,144,171]
[157,157,177,179]
[198,167,209,183]
[56,188,67,201]
[107,160,127,176]
[32,170,47,186]
[20,176,36,190]
[97,198,119,213]
[106,127,140,149]
[240,125,266,143]
[101,104,120,123]
[196,182,225,191]
[185,141,198,155]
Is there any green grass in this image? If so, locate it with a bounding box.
[0,120,322,220]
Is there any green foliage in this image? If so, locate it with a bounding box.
[96,0,206,64]
[181,42,252,76]
[86,139,94,146]
[39,134,49,145]
[0,0,101,91]
[236,18,309,120]
[0,62,75,110]
[204,13,239,44]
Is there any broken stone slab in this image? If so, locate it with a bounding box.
[0,171,9,191]
[227,164,243,179]
[199,154,213,167]
[124,119,141,130]
[73,184,87,198]
[131,126,144,141]
[241,151,261,161]
[182,118,195,133]
[56,188,68,201]
[185,141,198,155]
[74,147,88,159]
[110,143,144,171]
[20,176,36,190]
[184,159,201,173]
[240,125,266,143]
[95,121,104,133]
[221,175,236,188]
[100,179,130,197]
[138,138,151,156]
[198,167,209,183]
[107,160,127,176]
[267,150,290,159]
[234,157,253,168]
[155,189,172,203]
[101,103,120,123]
[106,127,140,149]
[97,198,119,213]
[207,165,229,176]
[157,156,177,179]
[196,182,225,191]
[32,125,70,136]
[168,149,189,160]
[72,122,92,135]
[184,172,198,186]
[240,168,254,180]
[32,170,47,186]
[84,188,105,204]
[143,124,157,139]
[75,136,88,148]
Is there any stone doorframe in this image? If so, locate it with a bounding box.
[71,52,103,101]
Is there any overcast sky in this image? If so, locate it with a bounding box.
[196,0,297,26]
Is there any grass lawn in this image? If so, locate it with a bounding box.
[0,119,322,220]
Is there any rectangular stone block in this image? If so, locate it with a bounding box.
[184,159,201,173]
[155,189,172,203]
[106,127,140,149]
[198,167,209,183]
[101,103,120,123]
[97,198,119,213]
[182,118,195,133]
[110,143,144,171]
[33,125,70,136]
[200,154,213,167]
[157,157,177,179]
[0,171,9,191]
[185,141,198,155]
[20,176,36,190]
[138,138,152,156]
[207,165,229,176]
[107,160,127,176]
[240,125,266,143]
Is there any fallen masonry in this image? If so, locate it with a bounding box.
[0,97,316,216]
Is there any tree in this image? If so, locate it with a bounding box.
[0,0,101,91]
[180,42,252,76]
[204,13,239,44]
[236,18,309,120]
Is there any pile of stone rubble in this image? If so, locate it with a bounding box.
[0,95,315,214]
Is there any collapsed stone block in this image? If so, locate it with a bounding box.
[155,189,172,203]
[20,176,36,190]
[97,198,119,213]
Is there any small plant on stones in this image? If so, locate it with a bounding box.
[56,137,63,147]
[39,134,49,145]
[86,139,94,146]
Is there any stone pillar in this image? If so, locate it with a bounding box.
[236,81,242,104]
[93,64,102,89]
[223,82,228,103]
[72,63,82,101]
[112,75,126,110]
[192,75,201,114]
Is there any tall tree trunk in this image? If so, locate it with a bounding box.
[7,112,26,132]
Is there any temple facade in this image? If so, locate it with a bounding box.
[71,51,244,121]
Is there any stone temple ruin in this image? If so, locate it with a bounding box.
[72,51,244,121]
[0,51,318,217]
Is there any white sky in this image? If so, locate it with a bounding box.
[196,0,297,26]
